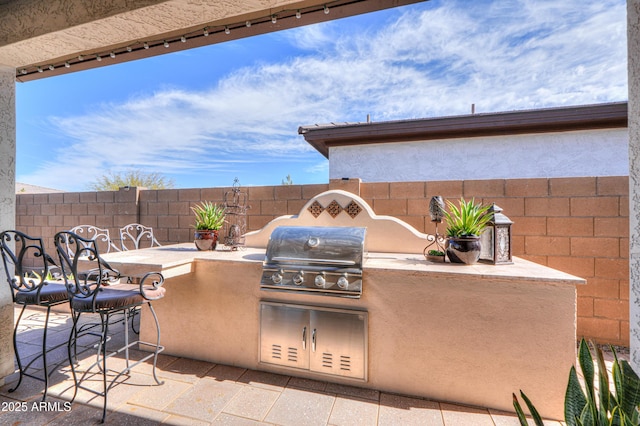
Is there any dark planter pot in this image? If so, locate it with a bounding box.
[446,236,482,264]
[194,230,218,251]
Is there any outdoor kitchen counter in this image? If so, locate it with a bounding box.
[102,242,582,285]
[365,250,585,284]
[102,243,583,420]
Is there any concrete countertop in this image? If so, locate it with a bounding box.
[365,252,586,286]
[100,243,585,286]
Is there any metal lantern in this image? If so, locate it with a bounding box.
[479,204,513,265]
[423,195,447,260]
[429,195,446,223]
[222,178,249,250]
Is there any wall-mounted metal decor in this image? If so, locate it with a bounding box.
[306,199,363,220]
[326,200,343,218]
[222,178,249,250]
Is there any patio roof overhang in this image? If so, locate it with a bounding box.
[298,101,629,158]
[0,0,426,82]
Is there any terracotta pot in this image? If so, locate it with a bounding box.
[446,236,481,264]
[194,230,218,251]
[425,254,445,263]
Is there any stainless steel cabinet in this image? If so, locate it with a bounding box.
[260,302,367,380]
[260,303,310,370]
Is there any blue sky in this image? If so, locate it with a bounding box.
[15,0,627,191]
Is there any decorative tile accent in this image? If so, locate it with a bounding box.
[308,198,360,219]
[326,200,343,218]
[345,201,362,219]
[308,200,324,218]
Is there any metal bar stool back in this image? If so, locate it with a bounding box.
[119,223,161,251]
[0,230,68,401]
[67,225,120,255]
[54,231,166,423]
[118,223,162,333]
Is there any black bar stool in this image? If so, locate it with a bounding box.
[54,231,166,423]
[0,230,69,401]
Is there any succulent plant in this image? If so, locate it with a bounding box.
[444,198,492,237]
[191,201,226,230]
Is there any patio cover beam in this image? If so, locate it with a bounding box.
[0,0,425,81]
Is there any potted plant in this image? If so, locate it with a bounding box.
[191,201,226,251]
[444,198,492,264]
[425,249,446,262]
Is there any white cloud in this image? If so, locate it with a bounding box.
[18,0,627,190]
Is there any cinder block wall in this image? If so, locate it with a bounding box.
[15,176,629,346]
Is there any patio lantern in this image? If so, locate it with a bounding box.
[429,195,446,223]
[423,195,447,260]
[222,178,249,250]
[479,204,513,265]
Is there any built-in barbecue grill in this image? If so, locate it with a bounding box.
[260,226,366,298]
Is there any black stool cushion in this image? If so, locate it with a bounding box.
[15,282,68,305]
[70,284,166,313]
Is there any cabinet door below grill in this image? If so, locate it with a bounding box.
[309,309,367,380]
[260,304,310,370]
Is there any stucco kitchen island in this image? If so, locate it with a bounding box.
[94,190,582,420]
[100,242,583,421]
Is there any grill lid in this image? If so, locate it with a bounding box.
[264,226,366,268]
[261,226,366,297]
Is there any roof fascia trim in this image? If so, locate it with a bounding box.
[299,102,628,158]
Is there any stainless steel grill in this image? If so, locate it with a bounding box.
[260,226,366,298]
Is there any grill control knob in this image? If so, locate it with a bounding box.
[314,273,326,288]
[293,271,305,286]
[337,275,349,290]
[271,271,283,284]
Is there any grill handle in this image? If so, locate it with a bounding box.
[302,326,307,350]
[312,328,317,352]
[271,257,357,266]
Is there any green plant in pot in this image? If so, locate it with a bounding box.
[444,198,491,264]
[191,201,226,251]
[425,249,445,262]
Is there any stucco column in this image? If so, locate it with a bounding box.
[629,0,640,370]
[0,65,16,382]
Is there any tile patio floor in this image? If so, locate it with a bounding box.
[0,305,576,425]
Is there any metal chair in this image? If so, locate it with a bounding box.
[119,223,161,251]
[118,223,162,332]
[68,224,140,331]
[66,225,120,256]
[0,230,68,401]
[54,231,166,423]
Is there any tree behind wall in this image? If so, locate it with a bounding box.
[89,171,175,191]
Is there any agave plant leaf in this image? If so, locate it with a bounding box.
[444,198,492,237]
[595,343,614,421]
[565,365,588,426]
[620,359,640,421]
[577,340,600,425]
[578,399,595,426]
[191,201,226,230]
[513,394,544,426]
[513,393,530,426]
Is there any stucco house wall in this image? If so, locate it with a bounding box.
[329,128,628,182]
